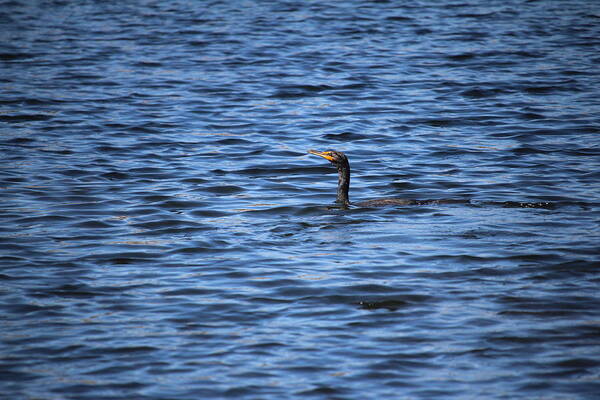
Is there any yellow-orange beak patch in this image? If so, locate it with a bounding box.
[308,149,335,161]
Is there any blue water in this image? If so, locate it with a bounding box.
[1,1,599,398]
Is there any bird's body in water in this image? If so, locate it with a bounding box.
[308,149,554,209]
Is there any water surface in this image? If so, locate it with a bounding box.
[1,1,599,399]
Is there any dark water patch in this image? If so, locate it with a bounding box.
[460,87,510,98]
[76,251,164,265]
[323,131,369,141]
[1,176,26,183]
[131,60,163,67]
[407,117,460,127]
[101,346,158,355]
[169,244,236,255]
[203,185,245,195]
[181,177,209,185]
[95,144,129,154]
[0,52,35,61]
[0,113,55,122]
[296,385,349,397]
[189,208,229,217]
[35,283,106,299]
[446,52,476,61]
[456,12,497,19]
[270,84,334,99]
[385,15,412,22]
[155,199,207,210]
[215,137,254,146]
[71,220,116,229]
[4,136,36,145]
[523,85,568,95]
[60,169,95,178]
[516,111,546,120]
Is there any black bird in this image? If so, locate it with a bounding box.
[308,149,435,207]
[308,149,554,209]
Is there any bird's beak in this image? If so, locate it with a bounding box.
[308,149,334,161]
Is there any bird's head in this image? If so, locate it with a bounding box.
[308,149,348,168]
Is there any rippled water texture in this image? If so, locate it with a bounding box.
[1,1,600,398]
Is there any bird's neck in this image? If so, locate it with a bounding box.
[337,162,350,207]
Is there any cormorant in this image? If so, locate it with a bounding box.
[308,149,427,207]
[308,149,554,209]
